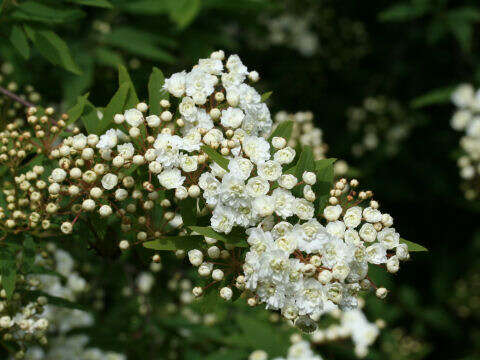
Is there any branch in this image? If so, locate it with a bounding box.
[0,86,35,108]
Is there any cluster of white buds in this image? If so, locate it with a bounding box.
[274,111,327,160]
[450,84,480,199]
[347,96,410,158]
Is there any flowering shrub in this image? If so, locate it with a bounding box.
[0,50,427,358]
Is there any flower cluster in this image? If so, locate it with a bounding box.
[249,339,322,360]
[450,84,480,199]
[238,179,408,324]
[347,96,411,158]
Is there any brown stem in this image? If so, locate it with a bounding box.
[0,86,35,108]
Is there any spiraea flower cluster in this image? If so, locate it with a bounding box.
[450,84,480,199]
[347,96,411,158]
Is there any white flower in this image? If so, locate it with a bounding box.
[326,220,346,239]
[211,205,235,233]
[198,58,223,75]
[366,243,387,264]
[146,115,161,127]
[363,207,382,223]
[252,195,276,217]
[51,168,67,183]
[158,168,185,189]
[359,223,377,243]
[246,176,270,197]
[294,198,315,220]
[136,272,155,294]
[274,147,296,164]
[221,107,244,129]
[97,129,119,150]
[124,108,144,127]
[72,134,87,150]
[323,205,342,221]
[185,68,217,103]
[164,71,186,97]
[344,229,362,246]
[278,174,298,189]
[258,160,282,181]
[377,228,400,249]
[451,83,474,108]
[343,206,362,228]
[117,143,134,159]
[101,173,118,190]
[272,188,295,218]
[226,54,248,75]
[242,136,270,164]
[180,155,198,172]
[228,157,253,180]
[188,249,203,266]
[179,96,198,122]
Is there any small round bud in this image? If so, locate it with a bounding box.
[219,287,232,301]
[192,286,203,297]
[188,185,200,198]
[302,171,316,185]
[160,99,170,108]
[272,136,286,149]
[136,102,148,112]
[114,114,125,124]
[212,269,224,281]
[129,127,140,138]
[60,222,72,234]
[160,111,172,122]
[119,240,130,250]
[376,287,388,299]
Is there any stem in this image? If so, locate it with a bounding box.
[0,86,35,108]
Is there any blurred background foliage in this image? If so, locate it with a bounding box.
[1,0,479,359]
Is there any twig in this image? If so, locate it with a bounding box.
[0,86,35,108]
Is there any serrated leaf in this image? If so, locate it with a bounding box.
[400,238,428,252]
[261,91,273,102]
[9,25,30,59]
[66,0,113,8]
[24,27,82,75]
[410,86,455,108]
[201,145,229,171]
[148,67,168,116]
[268,120,293,142]
[189,226,248,247]
[66,93,89,126]
[143,235,204,251]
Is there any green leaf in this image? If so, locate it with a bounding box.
[9,25,30,59]
[81,100,102,134]
[201,145,229,171]
[103,27,175,63]
[99,82,130,134]
[143,235,204,251]
[189,226,248,247]
[22,236,36,272]
[120,0,170,14]
[295,146,316,181]
[268,120,294,142]
[11,1,85,24]
[24,26,82,75]
[118,65,139,108]
[0,259,16,299]
[314,158,336,213]
[400,238,428,252]
[179,197,197,227]
[261,91,273,102]
[24,290,87,310]
[378,3,428,22]
[410,86,455,108]
[94,48,125,68]
[148,67,168,116]
[169,0,201,29]
[66,93,89,126]
[66,0,113,8]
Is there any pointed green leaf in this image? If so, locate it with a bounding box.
[66,93,89,126]
[81,100,102,134]
[261,91,273,102]
[143,235,204,251]
[99,82,130,134]
[410,86,455,108]
[295,146,315,181]
[148,67,168,115]
[202,145,229,171]
[400,238,428,252]
[169,0,201,29]
[11,1,85,24]
[25,27,82,75]
[268,120,293,142]
[189,226,248,247]
[118,65,139,108]
[9,25,30,59]
[0,259,16,299]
